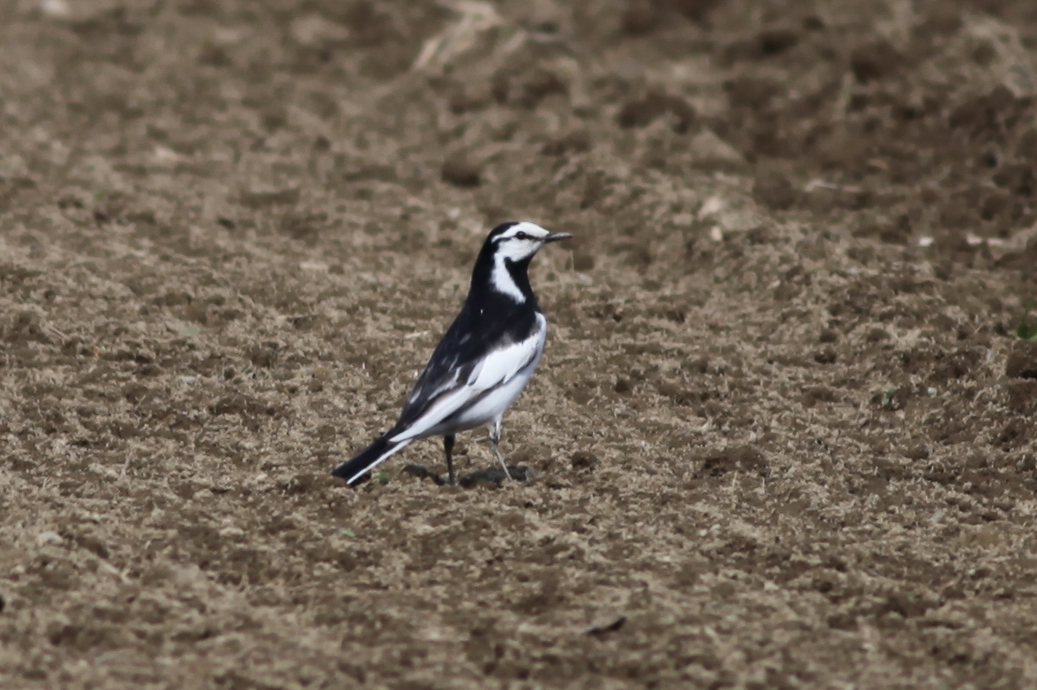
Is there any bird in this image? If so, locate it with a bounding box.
[332,221,571,486]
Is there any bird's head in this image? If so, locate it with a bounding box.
[486,221,572,263]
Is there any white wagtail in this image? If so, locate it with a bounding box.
[332,221,571,486]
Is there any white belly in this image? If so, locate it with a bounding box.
[452,350,541,430]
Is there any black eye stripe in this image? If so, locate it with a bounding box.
[492,228,538,242]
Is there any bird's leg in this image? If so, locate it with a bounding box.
[489,418,513,481]
[444,434,456,485]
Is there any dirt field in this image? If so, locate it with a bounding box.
[2,0,1037,688]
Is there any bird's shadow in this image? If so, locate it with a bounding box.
[402,463,534,487]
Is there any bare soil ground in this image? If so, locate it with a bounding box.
[3,0,1037,688]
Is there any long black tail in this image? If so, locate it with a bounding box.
[331,435,411,485]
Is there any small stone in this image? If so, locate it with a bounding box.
[689,129,745,169]
[290,15,350,47]
[36,532,63,547]
[39,0,70,18]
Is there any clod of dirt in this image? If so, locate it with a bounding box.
[570,451,599,471]
[993,164,1035,196]
[402,464,445,485]
[753,166,798,210]
[572,252,596,271]
[826,612,858,631]
[725,76,781,111]
[802,15,826,31]
[697,446,767,477]
[902,445,931,461]
[580,171,607,209]
[979,191,1016,222]
[0,592,5,613]
[280,212,325,245]
[756,27,800,56]
[666,0,724,23]
[1004,381,1037,414]
[4,310,49,344]
[866,327,891,343]
[993,418,1031,450]
[850,40,902,82]
[459,465,533,488]
[616,91,696,133]
[280,472,333,495]
[1005,341,1037,379]
[949,87,1026,136]
[248,343,280,368]
[854,215,912,245]
[814,346,837,364]
[881,590,938,619]
[237,187,301,208]
[448,86,489,115]
[540,131,592,157]
[621,0,659,35]
[995,237,1037,274]
[920,7,962,35]
[441,154,481,188]
[814,127,869,170]
[801,386,836,408]
[682,357,710,374]
[520,69,567,109]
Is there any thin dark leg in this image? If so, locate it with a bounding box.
[444,434,456,485]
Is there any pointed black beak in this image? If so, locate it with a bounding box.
[544,232,573,243]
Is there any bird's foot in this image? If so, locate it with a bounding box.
[491,445,513,481]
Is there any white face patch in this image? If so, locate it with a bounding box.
[491,255,526,302]
[488,222,555,302]
[492,222,553,263]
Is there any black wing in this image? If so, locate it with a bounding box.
[391,298,539,433]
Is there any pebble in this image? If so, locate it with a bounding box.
[40,0,70,18]
[36,531,63,546]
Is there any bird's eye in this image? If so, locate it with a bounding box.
[514,231,530,240]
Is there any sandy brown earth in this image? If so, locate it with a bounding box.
[2,0,1037,688]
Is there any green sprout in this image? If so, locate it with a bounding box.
[376,471,390,485]
[1016,302,1037,341]
[881,386,899,410]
